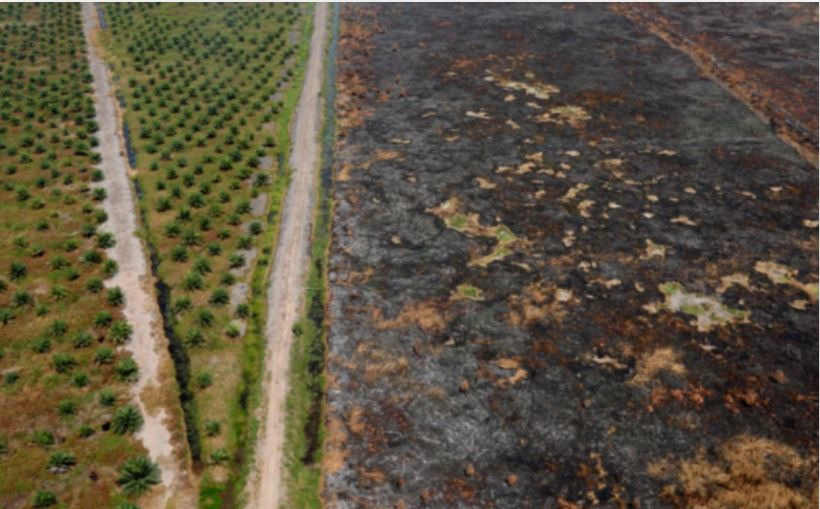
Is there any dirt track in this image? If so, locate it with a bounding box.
[248,4,328,508]
[82,5,193,508]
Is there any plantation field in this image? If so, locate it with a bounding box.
[0,4,148,508]
[95,2,311,502]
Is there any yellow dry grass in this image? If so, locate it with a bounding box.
[630,347,686,386]
[507,283,576,326]
[373,300,448,333]
[322,416,348,474]
[656,435,816,509]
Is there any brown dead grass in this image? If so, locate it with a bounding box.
[337,6,381,133]
[337,162,355,182]
[492,358,528,387]
[507,283,576,326]
[448,54,499,74]
[342,267,374,285]
[373,299,448,333]
[363,356,409,383]
[373,149,400,161]
[347,406,365,436]
[630,347,686,386]
[534,105,592,128]
[335,150,401,182]
[657,435,816,509]
[357,343,410,383]
[356,468,387,488]
[323,415,349,474]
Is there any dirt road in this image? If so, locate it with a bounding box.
[82,5,193,508]
[248,4,329,508]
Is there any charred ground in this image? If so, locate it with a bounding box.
[615,3,819,166]
[325,4,818,508]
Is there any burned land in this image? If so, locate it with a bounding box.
[325,4,818,509]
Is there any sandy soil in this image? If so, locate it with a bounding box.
[247,4,329,508]
[82,5,194,508]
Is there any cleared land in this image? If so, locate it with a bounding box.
[325,4,818,508]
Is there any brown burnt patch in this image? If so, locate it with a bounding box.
[337,6,382,135]
[323,415,349,475]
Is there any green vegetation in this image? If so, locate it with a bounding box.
[111,405,144,435]
[427,197,521,267]
[98,1,311,498]
[0,2,318,505]
[657,282,750,332]
[32,491,57,508]
[453,283,485,301]
[116,455,161,498]
[217,7,317,506]
[0,4,143,507]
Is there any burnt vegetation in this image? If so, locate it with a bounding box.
[325,4,818,509]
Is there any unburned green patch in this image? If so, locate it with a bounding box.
[451,284,484,301]
[484,70,560,100]
[534,105,592,127]
[651,282,750,332]
[427,197,522,267]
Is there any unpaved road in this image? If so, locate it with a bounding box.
[82,5,193,508]
[248,4,328,508]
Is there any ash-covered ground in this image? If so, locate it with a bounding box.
[615,2,819,166]
[324,4,818,508]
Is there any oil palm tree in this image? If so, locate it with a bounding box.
[116,456,160,497]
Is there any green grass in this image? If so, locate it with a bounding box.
[454,283,484,300]
[283,310,327,509]
[198,480,225,509]
[282,190,331,509]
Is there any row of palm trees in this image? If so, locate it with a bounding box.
[0,4,155,508]
[101,1,306,478]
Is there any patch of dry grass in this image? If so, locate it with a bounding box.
[654,435,816,509]
[630,347,686,386]
[374,299,449,333]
